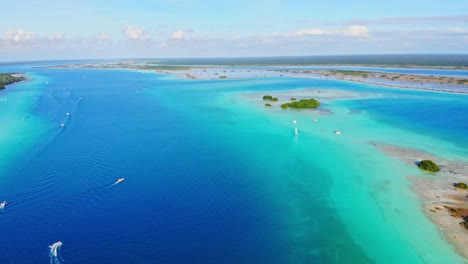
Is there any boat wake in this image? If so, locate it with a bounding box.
[49,241,64,264]
[59,112,71,128]
[107,178,125,189]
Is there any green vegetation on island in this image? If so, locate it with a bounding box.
[454,182,468,189]
[281,98,320,109]
[417,160,440,172]
[265,103,273,107]
[0,73,25,90]
[291,97,296,101]
[263,95,278,101]
[330,70,369,78]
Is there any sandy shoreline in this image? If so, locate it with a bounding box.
[39,62,468,94]
[156,67,468,94]
[371,142,468,259]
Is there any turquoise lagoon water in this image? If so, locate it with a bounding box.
[0,65,467,263]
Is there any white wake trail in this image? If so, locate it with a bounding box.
[107,178,125,189]
[49,241,63,264]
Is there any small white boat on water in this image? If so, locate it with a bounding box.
[49,241,63,257]
[60,123,65,127]
[66,112,70,116]
[117,177,125,183]
[333,130,342,135]
[313,119,318,122]
[294,127,299,136]
[0,201,7,209]
[293,120,297,124]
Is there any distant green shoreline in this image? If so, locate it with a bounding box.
[0,73,26,90]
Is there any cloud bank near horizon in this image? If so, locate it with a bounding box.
[1,11,468,61]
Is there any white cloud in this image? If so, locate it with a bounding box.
[122,26,151,41]
[447,27,468,34]
[96,32,111,41]
[294,29,326,36]
[171,30,193,40]
[172,30,186,40]
[342,25,369,36]
[6,29,36,43]
[48,32,64,41]
[293,25,369,37]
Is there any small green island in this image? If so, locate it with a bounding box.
[454,182,468,189]
[263,95,278,102]
[417,160,440,172]
[0,73,26,90]
[281,98,320,109]
[265,103,273,107]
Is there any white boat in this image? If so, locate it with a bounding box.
[333,130,342,135]
[66,112,70,116]
[313,119,318,122]
[117,177,125,183]
[60,123,65,127]
[0,201,7,209]
[293,120,297,124]
[295,127,299,136]
[49,241,63,257]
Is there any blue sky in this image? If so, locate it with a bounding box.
[1,0,468,61]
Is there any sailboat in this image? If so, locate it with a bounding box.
[0,201,7,209]
[295,127,298,136]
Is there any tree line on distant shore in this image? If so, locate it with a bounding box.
[0,73,25,89]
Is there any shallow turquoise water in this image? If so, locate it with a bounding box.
[0,65,467,263]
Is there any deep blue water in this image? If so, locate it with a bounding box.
[345,95,468,150]
[0,69,285,263]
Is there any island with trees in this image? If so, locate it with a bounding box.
[263,95,278,101]
[0,73,26,90]
[281,98,320,109]
[417,160,440,172]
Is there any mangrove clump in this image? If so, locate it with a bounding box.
[281,98,320,109]
[263,95,278,102]
[417,160,440,172]
[454,182,468,189]
[265,103,273,107]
